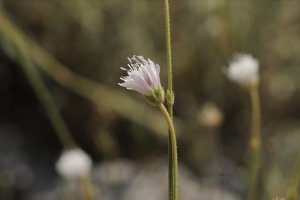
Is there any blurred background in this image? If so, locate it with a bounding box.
[0,0,300,199]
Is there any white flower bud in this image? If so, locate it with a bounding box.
[56,148,92,179]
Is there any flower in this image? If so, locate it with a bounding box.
[225,53,259,86]
[56,148,92,179]
[119,55,164,104]
[198,102,223,128]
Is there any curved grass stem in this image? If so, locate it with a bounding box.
[16,43,77,149]
[158,104,178,200]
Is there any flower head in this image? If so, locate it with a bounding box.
[56,148,92,179]
[225,53,259,86]
[119,55,164,104]
[198,103,223,128]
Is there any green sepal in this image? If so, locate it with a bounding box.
[144,85,165,106]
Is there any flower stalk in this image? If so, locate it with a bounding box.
[80,176,95,200]
[119,55,178,200]
[56,149,95,200]
[224,53,261,200]
[248,85,261,200]
[164,0,174,117]
[288,158,300,200]
[159,103,178,200]
[164,1,177,200]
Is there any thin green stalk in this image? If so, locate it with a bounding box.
[164,0,174,117]
[80,176,95,200]
[248,86,261,200]
[16,44,77,149]
[164,1,177,200]
[16,35,96,200]
[288,158,300,200]
[159,104,178,200]
[2,9,94,199]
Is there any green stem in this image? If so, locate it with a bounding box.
[80,176,95,200]
[289,158,300,200]
[164,0,174,117]
[16,44,77,149]
[2,9,94,199]
[16,33,96,200]
[248,86,261,200]
[158,104,178,200]
[163,1,177,199]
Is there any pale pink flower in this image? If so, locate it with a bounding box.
[119,55,161,96]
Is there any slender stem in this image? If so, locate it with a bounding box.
[18,41,96,200]
[158,104,178,200]
[164,1,176,200]
[289,158,300,200]
[80,176,95,200]
[16,44,77,149]
[2,9,94,199]
[164,0,174,117]
[0,172,14,200]
[61,181,72,200]
[248,86,261,200]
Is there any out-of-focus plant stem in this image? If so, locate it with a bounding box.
[0,9,172,138]
[0,8,76,148]
[15,36,77,149]
[0,10,97,198]
[0,172,14,200]
[289,158,300,200]
[80,176,96,200]
[159,104,178,200]
[248,86,261,200]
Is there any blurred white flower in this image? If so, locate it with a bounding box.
[119,55,161,96]
[225,54,259,86]
[56,148,92,179]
